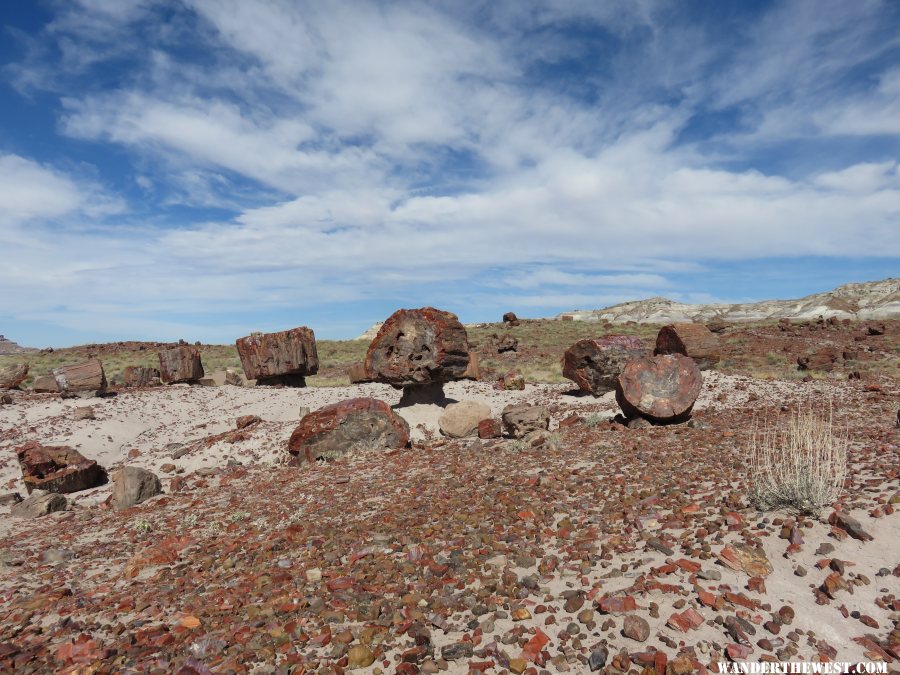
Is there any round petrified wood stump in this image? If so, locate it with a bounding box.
[654,323,719,370]
[615,354,702,424]
[287,397,410,464]
[562,335,646,396]
[364,307,469,388]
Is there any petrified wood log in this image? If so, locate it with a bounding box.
[562,335,646,396]
[16,441,107,494]
[53,359,107,394]
[364,307,469,388]
[654,323,720,370]
[236,327,319,386]
[615,354,702,424]
[0,363,28,389]
[287,397,409,464]
[32,375,59,393]
[122,366,161,387]
[158,345,204,384]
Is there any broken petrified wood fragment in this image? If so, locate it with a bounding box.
[16,441,107,494]
[562,335,646,396]
[235,326,319,386]
[158,345,204,384]
[364,307,470,390]
[122,366,161,388]
[654,323,720,370]
[52,359,107,395]
[615,354,702,424]
[0,363,28,389]
[287,397,409,464]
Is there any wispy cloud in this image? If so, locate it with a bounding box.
[0,0,898,344]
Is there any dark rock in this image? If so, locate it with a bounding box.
[827,510,873,541]
[122,366,161,388]
[288,397,410,463]
[502,312,519,325]
[496,334,518,353]
[562,336,646,396]
[15,441,107,494]
[797,348,840,372]
[440,643,473,661]
[588,646,608,671]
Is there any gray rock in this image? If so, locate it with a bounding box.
[501,404,550,438]
[111,466,162,510]
[10,490,68,518]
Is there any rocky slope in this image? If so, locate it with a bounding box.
[0,336,33,356]
[557,278,900,324]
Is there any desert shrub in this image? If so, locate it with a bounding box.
[749,404,848,515]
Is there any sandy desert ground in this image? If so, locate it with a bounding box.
[0,322,898,674]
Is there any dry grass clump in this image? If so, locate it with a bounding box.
[749,404,848,515]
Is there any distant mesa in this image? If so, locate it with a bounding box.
[555,278,900,323]
[0,335,36,356]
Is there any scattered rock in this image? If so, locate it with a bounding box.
[0,393,12,405]
[10,490,68,519]
[562,335,646,396]
[496,371,525,390]
[622,615,650,642]
[235,415,262,429]
[439,401,492,438]
[288,397,410,463]
[477,418,502,439]
[235,327,318,386]
[16,441,107,494]
[797,348,840,372]
[496,334,518,353]
[158,345,204,384]
[615,354,702,424]
[111,467,162,510]
[827,510,873,541]
[501,404,550,438]
[73,406,95,421]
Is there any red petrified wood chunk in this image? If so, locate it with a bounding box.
[598,595,637,614]
[235,326,319,385]
[16,441,107,494]
[364,307,470,387]
[654,323,720,370]
[287,397,410,463]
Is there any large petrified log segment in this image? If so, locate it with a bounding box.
[364,307,470,387]
[0,363,28,389]
[16,441,108,494]
[32,374,59,393]
[53,359,107,394]
[562,336,646,396]
[654,323,720,370]
[158,345,204,384]
[122,366,161,387]
[615,354,702,424]
[236,327,319,386]
[287,397,410,464]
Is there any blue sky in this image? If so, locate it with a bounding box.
[1,0,898,346]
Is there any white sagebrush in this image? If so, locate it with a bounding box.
[749,403,848,515]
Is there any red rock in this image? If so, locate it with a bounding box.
[0,363,28,389]
[747,577,766,593]
[158,345,204,384]
[235,327,318,385]
[667,609,704,632]
[655,323,720,370]
[726,643,752,661]
[615,354,702,424]
[477,418,502,439]
[827,510,873,541]
[287,397,410,463]
[520,628,550,662]
[364,307,469,387]
[675,559,701,573]
[235,415,262,429]
[562,335,646,396]
[598,595,637,614]
[16,441,107,494]
[797,348,839,371]
[622,615,650,642]
[822,572,848,599]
